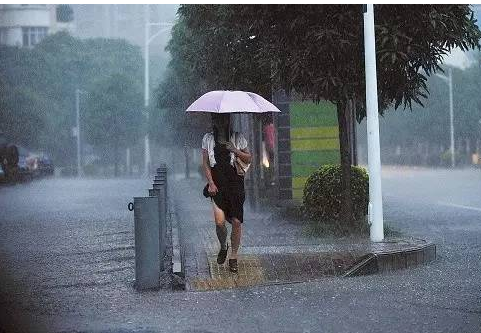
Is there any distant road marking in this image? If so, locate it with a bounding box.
[438,202,481,213]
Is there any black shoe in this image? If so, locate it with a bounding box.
[217,244,229,264]
[228,259,238,273]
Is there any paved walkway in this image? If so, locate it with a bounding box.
[171,177,432,291]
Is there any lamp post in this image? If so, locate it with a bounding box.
[75,88,87,178]
[477,119,481,165]
[436,68,455,168]
[143,4,173,177]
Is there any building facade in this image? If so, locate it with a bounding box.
[0,4,73,48]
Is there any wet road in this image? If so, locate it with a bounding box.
[0,168,480,333]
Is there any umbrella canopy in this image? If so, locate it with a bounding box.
[185,90,281,114]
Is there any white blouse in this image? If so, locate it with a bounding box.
[202,131,248,167]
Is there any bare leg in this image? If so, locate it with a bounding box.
[230,217,242,259]
[212,200,228,249]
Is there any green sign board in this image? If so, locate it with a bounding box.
[290,100,340,201]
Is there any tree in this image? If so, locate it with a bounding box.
[371,62,481,165]
[155,19,221,147]
[0,77,48,148]
[0,32,144,168]
[56,4,74,23]
[83,73,143,176]
[168,4,480,224]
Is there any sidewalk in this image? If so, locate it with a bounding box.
[171,176,435,291]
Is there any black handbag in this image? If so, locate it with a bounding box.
[203,183,211,198]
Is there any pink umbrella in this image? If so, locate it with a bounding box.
[185,90,281,113]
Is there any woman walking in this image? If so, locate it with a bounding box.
[201,114,251,273]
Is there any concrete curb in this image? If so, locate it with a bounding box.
[343,241,436,277]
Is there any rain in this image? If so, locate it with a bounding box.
[0,4,481,333]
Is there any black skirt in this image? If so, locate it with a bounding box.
[210,143,245,223]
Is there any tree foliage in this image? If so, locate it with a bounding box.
[84,73,143,175]
[0,32,143,166]
[159,4,480,222]
[376,62,481,153]
[177,5,480,117]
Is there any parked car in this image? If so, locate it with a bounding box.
[37,154,54,176]
[0,163,5,182]
[16,146,33,180]
[0,131,19,181]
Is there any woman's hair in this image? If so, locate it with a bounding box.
[211,114,231,143]
[212,124,231,143]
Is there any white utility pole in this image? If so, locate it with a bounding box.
[436,68,455,168]
[363,4,384,242]
[448,68,455,168]
[144,4,151,178]
[143,4,173,177]
[126,147,131,176]
[75,88,87,179]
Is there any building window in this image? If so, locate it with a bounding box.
[56,4,74,22]
[22,27,48,47]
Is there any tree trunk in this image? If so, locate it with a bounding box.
[350,99,358,166]
[337,100,353,226]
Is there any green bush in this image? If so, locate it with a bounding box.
[440,149,468,167]
[302,164,369,224]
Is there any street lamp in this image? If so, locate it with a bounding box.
[75,88,88,178]
[436,68,455,168]
[143,4,173,177]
